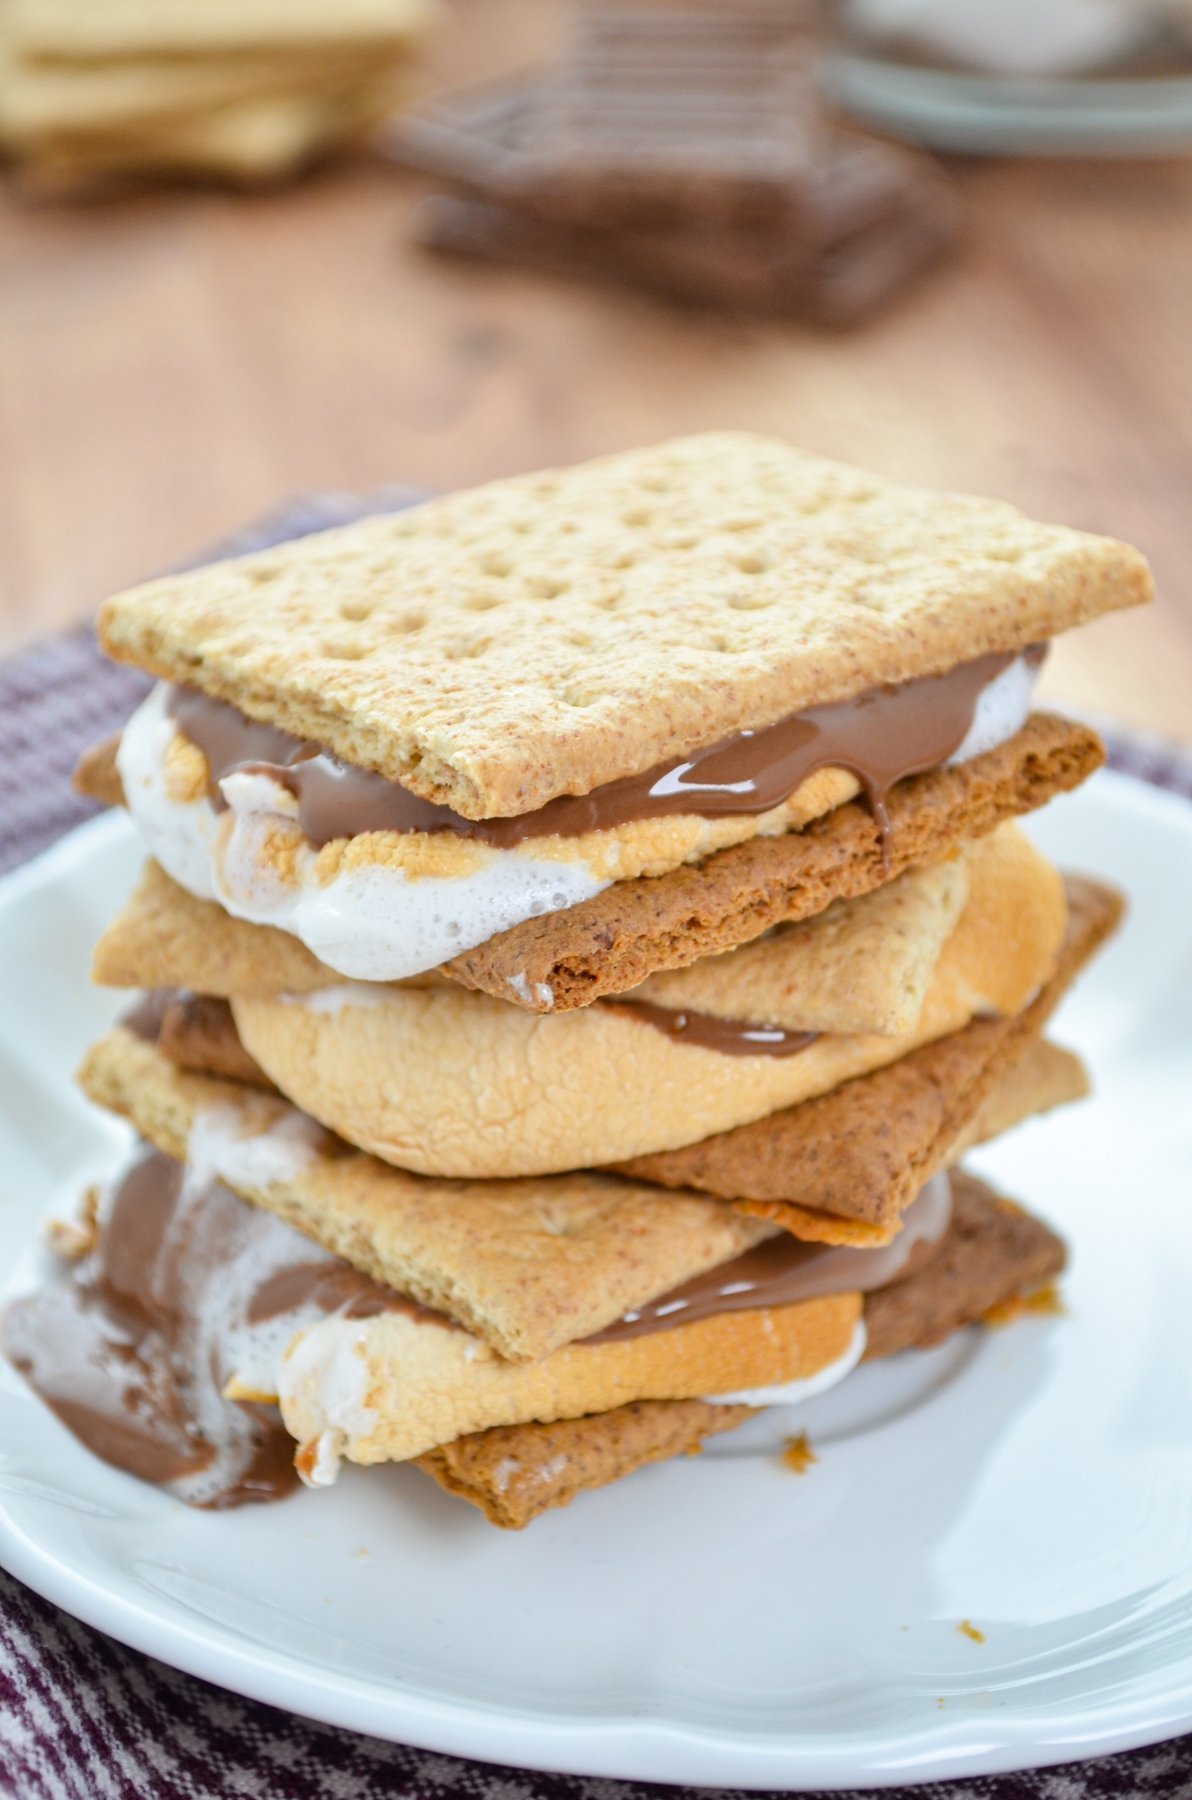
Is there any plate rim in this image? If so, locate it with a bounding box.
[2,771,1192,1792]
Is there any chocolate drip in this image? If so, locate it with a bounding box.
[1,1148,399,1509]
[120,988,176,1042]
[167,644,1043,850]
[605,997,819,1057]
[3,1150,952,1505]
[584,1174,953,1344]
[247,1262,439,1328]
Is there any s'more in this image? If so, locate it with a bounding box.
[6,432,1148,1526]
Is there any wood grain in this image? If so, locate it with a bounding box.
[0,0,1188,739]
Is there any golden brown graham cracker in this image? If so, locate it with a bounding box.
[629,852,970,1038]
[9,82,403,190]
[415,1400,756,1531]
[958,1041,1088,1153]
[862,1171,1065,1360]
[617,875,1121,1240]
[441,715,1102,1011]
[93,859,350,995]
[620,1036,1085,1254]
[91,847,965,1037]
[417,1171,1064,1528]
[77,1026,777,1363]
[0,46,385,140]
[10,0,435,58]
[96,433,1149,817]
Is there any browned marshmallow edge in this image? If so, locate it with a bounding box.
[84,717,1101,1013]
[443,715,1103,1010]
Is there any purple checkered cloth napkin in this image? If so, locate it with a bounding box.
[2,494,1191,1800]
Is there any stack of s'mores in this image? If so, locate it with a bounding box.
[5,434,1148,1528]
[0,0,435,193]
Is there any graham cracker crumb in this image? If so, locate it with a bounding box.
[982,1283,1066,1328]
[781,1432,818,1475]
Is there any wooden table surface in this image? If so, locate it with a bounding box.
[1,0,1189,741]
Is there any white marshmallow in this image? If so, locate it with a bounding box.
[188,1102,322,1192]
[117,654,1039,987]
[116,683,607,983]
[947,654,1040,768]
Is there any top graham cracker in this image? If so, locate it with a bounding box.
[97,432,1152,821]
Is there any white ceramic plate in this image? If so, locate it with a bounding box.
[1,773,1191,1792]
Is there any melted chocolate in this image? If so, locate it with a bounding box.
[584,1174,953,1344]
[605,997,819,1056]
[3,1149,952,1505]
[167,644,1043,851]
[1,1148,399,1509]
[120,988,176,1042]
[247,1262,440,1328]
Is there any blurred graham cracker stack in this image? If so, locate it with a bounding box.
[0,0,437,189]
[6,0,435,59]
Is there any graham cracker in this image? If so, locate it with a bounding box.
[76,1027,775,1364]
[230,823,1066,1178]
[957,1040,1088,1152]
[73,734,124,811]
[617,875,1121,1239]
[96,433,1149,818]
[444,714,1103,1010]
[19,85,386,183]
[862,1171,1064,1359]
[93,859,353,995]
[9,0,435,58]
[82,718,1100,1013]
[415,1399,756,1531]
[415,1169,1064,1527]
[628,850,970,1036]
[86,838,963,1037]
[0,45,384,141]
